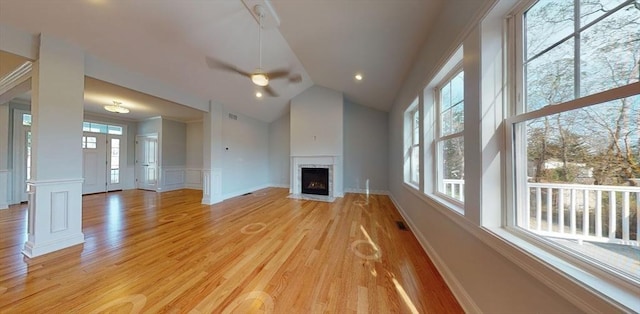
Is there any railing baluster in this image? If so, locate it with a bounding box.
[596,190,602,237]
[583,189,589,237]
[536,187,542,231]
[558,188,564,234]
[609,191,616,240]
[460,183,464,201]
[570,188,576,235]
[636,192,639,242]
[546,188,553,232]
[525,182,639,245]
[622,191,629,242]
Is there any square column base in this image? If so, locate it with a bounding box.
[22,178,85,258]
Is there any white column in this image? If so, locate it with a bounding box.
[22,34,85,258]
[202,101,224,204]
[0,104,9,209]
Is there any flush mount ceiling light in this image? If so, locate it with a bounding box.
[256,91,263,98]
[104,101,129,114]
[355,73,363,81]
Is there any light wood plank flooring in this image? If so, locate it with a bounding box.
[0,188,462,313]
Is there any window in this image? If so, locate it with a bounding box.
[509,0,639,283]
[83,122,123,135]
[437,70,465,202]
[405,98,421,187]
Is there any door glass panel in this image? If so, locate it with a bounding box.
[148,140,156,163]
[22,114,32,126]
[26,131,31,180]
[110,138,120,184]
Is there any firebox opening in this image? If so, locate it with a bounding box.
[301,167,329,196]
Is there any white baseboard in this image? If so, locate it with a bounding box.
[388,194,481,313]
[222,184,271,200]
[268,183,290,188]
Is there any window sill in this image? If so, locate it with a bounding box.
[483,226,640,313]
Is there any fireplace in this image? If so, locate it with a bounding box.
[301,167,329,196]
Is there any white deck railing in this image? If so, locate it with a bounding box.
[443,179,465,201]
[525,182,639,246]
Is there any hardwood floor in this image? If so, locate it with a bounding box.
[0,188,462,313]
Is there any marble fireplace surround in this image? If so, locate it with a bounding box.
[290,156,339,199]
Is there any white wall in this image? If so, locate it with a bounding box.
[221,110,269,199]
[290,85,344,196]
[290,86,343,156]
[0,103,9,209]
[186,121,203,168]
[388,0,586,312]
[185,120,203,189]
[343,100,388,194]
[161,119,186,167]
[268,113,290,187]
[137,117,161,135]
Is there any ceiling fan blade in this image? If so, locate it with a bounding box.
[263,85,279,97]
[266,69,291,79]
[205,56,251,78]
[288,74,302,83]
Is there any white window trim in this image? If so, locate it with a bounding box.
[404,98,421,189]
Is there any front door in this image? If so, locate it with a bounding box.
[82,133,107,194]
[136,135,158,191]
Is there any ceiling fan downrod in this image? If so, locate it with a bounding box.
[251,5,269,87]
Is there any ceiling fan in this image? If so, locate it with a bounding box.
[206,4,301,97]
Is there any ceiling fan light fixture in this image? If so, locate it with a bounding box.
[104,101,130,114]
[251,72,269,86]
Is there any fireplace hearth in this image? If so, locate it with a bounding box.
[301,167,329,196]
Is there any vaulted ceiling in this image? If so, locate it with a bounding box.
[0,0,443,123]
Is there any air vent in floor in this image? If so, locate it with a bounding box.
[396,221,408,231]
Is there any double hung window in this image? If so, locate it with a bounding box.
[509,0,639,282]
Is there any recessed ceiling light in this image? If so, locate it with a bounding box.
[355,73,363,81]
[256,91,263,98]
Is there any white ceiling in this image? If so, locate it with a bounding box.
[0,0,443,123]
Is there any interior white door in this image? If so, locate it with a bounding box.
[82,133,107,194]
[136,135,158,191]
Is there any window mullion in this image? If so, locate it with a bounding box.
[574,0,581,99]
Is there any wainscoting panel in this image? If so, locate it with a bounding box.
[185,168,203,190]
[50,191,69,232]
[0,169,9,209]
[158,166,186,192]
[202,168,222,204]
[23,178,84,258]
